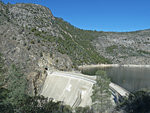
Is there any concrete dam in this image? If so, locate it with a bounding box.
[41,71,129,107]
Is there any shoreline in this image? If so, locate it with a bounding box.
[78,64,150,69]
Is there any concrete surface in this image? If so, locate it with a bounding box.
[41,71,95,107]
[110,82,129,97]
[41,71,129,107]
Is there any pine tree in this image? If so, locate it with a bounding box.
[91,70,112,113]
[0,53,6,86]
[6,65,27,106]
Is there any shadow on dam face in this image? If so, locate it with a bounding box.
[40,71,95,107]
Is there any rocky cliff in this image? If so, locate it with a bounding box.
[92,31,150,64]
[0,2,73,95]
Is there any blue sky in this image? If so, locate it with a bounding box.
[3,0,150,32]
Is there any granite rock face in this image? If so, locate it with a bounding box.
[8,3,61,37]
[0,2,73,95]
[92,31,150,64]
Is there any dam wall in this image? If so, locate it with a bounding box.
[41,71,129,107]
[41,71,95,107]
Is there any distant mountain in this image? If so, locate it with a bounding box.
[92,30,150,64]
[0,1,150,94]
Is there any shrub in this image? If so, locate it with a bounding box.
[106,45,118,53]
[116,90,150,113]
[91,70,112,113]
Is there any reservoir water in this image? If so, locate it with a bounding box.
[81,66,150,92]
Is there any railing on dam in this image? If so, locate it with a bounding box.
[109,82,130,97]
[109,83,130,104]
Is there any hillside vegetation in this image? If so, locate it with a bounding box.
[0,1,110,99]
